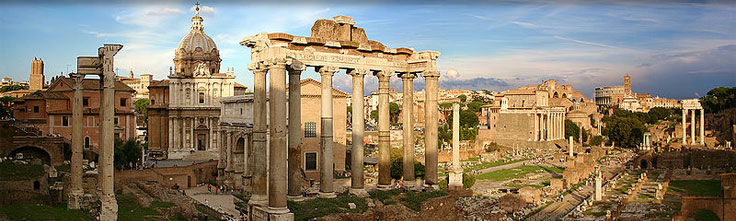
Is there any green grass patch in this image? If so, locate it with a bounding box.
[116,193,163,220]
[638,194,651,199]
[399,190,448,211]
[288,194,367,221]
[368,189,402,202]
[503,183,544,189]
[0,162,44,181]
[0,204,94,221]
[463,158,527,173]
[668,180,722,197]
[477,165,562,181]
[583,209,606,217]
[150,200,174,209]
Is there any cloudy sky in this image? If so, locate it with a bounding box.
[1,0,734,99]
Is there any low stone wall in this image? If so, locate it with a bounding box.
[115,160,218,189]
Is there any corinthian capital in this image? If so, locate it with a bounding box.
[373,69,394,80]
[347,68,369,78]
[398,72,417,80]
[286,58,305,74]
[69,73,85,89]
[317,66,340,76]
[263,57,288,68]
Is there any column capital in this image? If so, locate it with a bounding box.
[98,44,123,57]
[398,72,417,80]
[317,65,340,76]
[286,58,305,74]
[421,70,440,78]
[374,69,394,80]
[69,73,85,89]
[264,57,289,68]
[248,62,267,73]
[346,68,369,78]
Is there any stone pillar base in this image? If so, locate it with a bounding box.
[318,191,337,198]
[252,206,294,221]
[67,191,82,210]
[423,183,439,190]
[287,195,305,202]
[349,188,369,197]
[248,194,268,207]
[99,195,118,221]
[377,184,392,190]
[448,172,463,190]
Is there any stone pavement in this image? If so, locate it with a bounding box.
[185,185,239,218]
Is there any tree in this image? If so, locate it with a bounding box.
[0,96,14,118]
[439,102,453,110]
[565,119,580,141]
[135,98,149,122]
[389,102,400,123]
[370,110,378,120]
[589,136,603,146]
[0,85,25,92]
[458,94,467,103]
[467,101,485,112]
[114,138,143,170]
[602,116,646,148]
[445,110,479,140]
[701,86,736,113]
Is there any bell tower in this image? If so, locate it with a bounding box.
[29,57,45,91]
[624,75,631,95]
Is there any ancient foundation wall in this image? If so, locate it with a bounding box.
[115,160,217,189]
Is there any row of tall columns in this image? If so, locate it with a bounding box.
[682,109,705,146]
[376,70,392,189]
[642,133,652,150]
[318,66,338,198]
[401,73,416,188]
[533,112,564,141]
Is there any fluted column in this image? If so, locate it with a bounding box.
[317,65,338,198]
[691,108,696,144]
[400,73,416,187]
[423,71,440,187]
[682,109,687,145]
[348,69,367,195]
[699,109,705,145]
[68,73,84,210]
[287,61,304,200]
[248,64,268,206]
[98,44,122,220]
[376,69,393,189]
[267,58,289,211]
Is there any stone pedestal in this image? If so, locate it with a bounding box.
[252,205,294,221]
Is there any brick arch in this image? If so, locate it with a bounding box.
[6,144,60,166]
[676,197,723,221]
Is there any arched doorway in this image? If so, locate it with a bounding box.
[236,138,245,152]
[640,160,648,169]
[553,92,559,98]
[9,146,51,165]
[688,209,720,221]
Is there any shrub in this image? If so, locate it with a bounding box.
[463,173,476,189]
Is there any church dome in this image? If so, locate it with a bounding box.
[173,3,221,77]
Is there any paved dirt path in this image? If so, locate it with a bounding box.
[185,185,239,218]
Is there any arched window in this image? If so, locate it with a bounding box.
[84,137,90,149]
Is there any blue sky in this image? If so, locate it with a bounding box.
[1,1,734,99]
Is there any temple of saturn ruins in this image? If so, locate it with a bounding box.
[681,99,705,146]
[67,44,123,220]
[240,15,441,220]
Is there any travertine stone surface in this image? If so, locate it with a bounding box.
[423,71,440,187]
[248,64,268,207]
[401,73,416,186]
[318,65,338,198]
[348,68,367,195]
[268,58,289,209]
[376,69,393,189]
[68,73,85,210]
[287,60,305,199]
[449,103,463,190]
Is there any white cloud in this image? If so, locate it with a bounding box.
[190,5,216,16]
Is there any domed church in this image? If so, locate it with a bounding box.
[147,3,236,160]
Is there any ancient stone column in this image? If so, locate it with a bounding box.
[400,73,416,187]
[267,58,290,213]
[98,44,122,220]
[225,131,233,177]
[569,136,574,157]
[68,73,84,210]
[533,113,539,141]
[691,108,696,144]
[287,60,304,200]
[682,109,687,145]
[375,69,392,189]
[317,66,339,198]
[423,71,441,187]
[248,64,268,206]
[449,103,463,190]
[699,109,705,145]
[348,69,367,196]
[594,170,602,201]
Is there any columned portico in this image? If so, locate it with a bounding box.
[318,65,339,198]
[348,68,367,196]
[681,99,705,146]
[376,69,393,189]
[400,72,417,187]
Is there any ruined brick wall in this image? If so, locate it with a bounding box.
[656,149,736,169]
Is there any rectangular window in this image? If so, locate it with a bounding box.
[120,98,127,106]
[305,152,317,171]
[33,106,39,113]
[62,116,69,126]
[83,98,89,106]
[114,117,119,125]
[199,92,205,104]
[305,122,317,138]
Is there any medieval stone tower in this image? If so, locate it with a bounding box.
[624,75,631,95]
[29,57,45,91]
